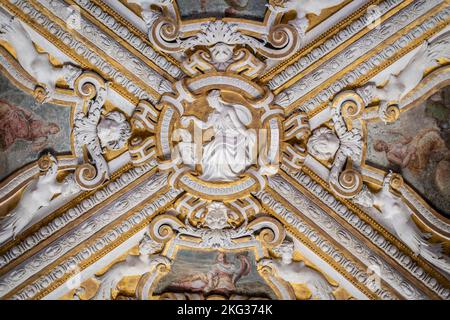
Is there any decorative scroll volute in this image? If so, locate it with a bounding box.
[247,216,286,248]
[149,213,185,244]
[73,72,109,190]
[327,91,365,198]
[142,3,300,61]
[282,111,310,171]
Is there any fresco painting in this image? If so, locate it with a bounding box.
[0,73,72,181]
[155,249,276,299]
[178,0,268,21]
[366,86,450,216]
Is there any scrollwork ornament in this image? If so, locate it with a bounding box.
[73,72,110,190]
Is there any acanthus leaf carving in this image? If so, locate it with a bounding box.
[73,72,131,190]
[139,2,300,60]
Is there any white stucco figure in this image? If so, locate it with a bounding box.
[97,111,132,151]
[172,128,196,169]
[354,174,450,274]
[0,17,80,101]
[260,240,337,300]
[358,32,450,121]
[180,90,256,181]
[90,233,169,300]
[130,0,171,29]
[0,155,79,244]
[269,0,346,37]
[307,127,340,161]
[209,43,235,70]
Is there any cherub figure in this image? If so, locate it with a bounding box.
[0,16,80,101]
[89,233,169,300]
[358,32,450,122]
[259,240,337,300]
[354,173,450,274]
[0,155,79,244]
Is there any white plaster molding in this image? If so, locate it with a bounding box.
[283,166,450,299]
[268,0,404,90]
[0,163,154,273]
[266,174,434,300]
[255,189,400,300]
[261,239,338,300]
[7,0,159,103]
[0,156,80,245]
[0,171,177,299]
[275,1,448,111]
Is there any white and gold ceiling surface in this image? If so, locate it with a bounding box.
[0,0,449,300]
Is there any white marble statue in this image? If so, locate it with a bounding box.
[0,16,80,101]
[180,90,256,181]
[354,174,450,274]
[0,155,80,244]
[260,240,337,300]
[307,127,340,161]
[269,0,346,36]
[90,233,169,300]
[358,32,450,121]
[97,111,132,151]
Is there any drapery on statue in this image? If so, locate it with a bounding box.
[180,90,256,181]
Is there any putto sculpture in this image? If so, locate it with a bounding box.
[0,16,80,101]
[0,154,80,244]
[259,240,337,300]
[87,233,168,300]
[355,174,450,274]
[268,0,347,38]
[358,32,450,122]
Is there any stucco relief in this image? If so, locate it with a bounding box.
[0,0,449,302]
[0,154,79,245]
[0,15,81,102]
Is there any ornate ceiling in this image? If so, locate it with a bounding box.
[0,0,449,300]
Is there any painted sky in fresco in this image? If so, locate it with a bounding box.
[366,87,450,216]
[0,72,72,181]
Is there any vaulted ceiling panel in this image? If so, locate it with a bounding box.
[0,0,449,301]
